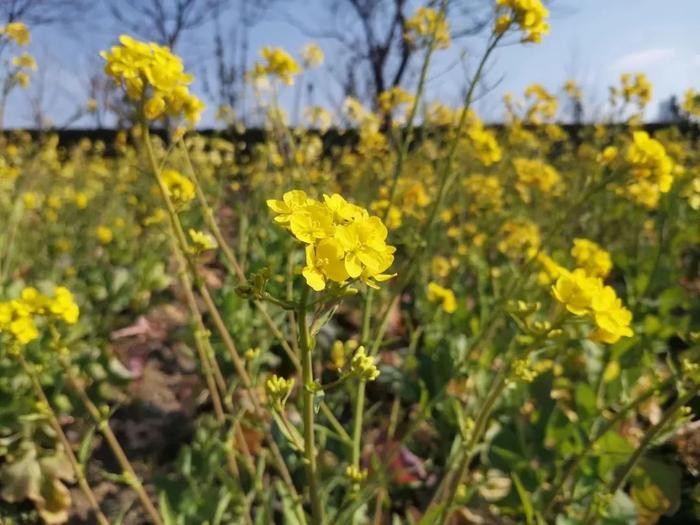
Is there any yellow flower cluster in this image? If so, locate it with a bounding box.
[0,287,79,346]
[1,22,30,46]
[377,86,415,116]
[96,225,113,245]
[350,346,380,381]
[404,7,451,49]
[267,190,396,291]
[495,0,550,43]
[427,282,457,313]
[524,84,558,123]
[301,43,324,69]
[571,238,612,278]
[466,113,502,166]
[682,89,700,117]
[512,158,560,201]
[617,73,653,107]
[624,131,674,209]
[463,174,503,212]
[254,47,302,86]
[265,374,295,410]
[552,269,633,344]
[498,220,541,257]
[532,250,566,286]
[100,35,205,124]
[189,229,217,253]
[564,80,583,100]
[160,169,195,207]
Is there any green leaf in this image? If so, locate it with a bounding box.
[512,472,534,525]
[159,491,180,525]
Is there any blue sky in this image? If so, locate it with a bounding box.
[3,0,699,128]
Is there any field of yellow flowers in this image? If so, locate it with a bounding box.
[1,2,700,524]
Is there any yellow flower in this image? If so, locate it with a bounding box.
[96,225,113,244]
[498,220,541,257]
[552,269,633,344]
[377,86,415,116]
[551,269,599,316]
[682,89,700,116]
[9,316,39,345]
[301,43,324,69]
[302,239,349,291]
[11,53,37,70]
[571,238,612,278]
[496,0,549,43]
[267,190,312,224]
[624,131,674,209]
[431,256,451,279]
[350,346,380,381]
[189,229,217,253]
[100,35,205,124]
[48,287,79,325]
[427,282,457,313]
[15,71,30,88]
[256,47,301,85]
[160,169,195,207]
[404,7,450,49]
[265,375,295,410]
[589,286,633,344]
[290,202,335,244]
[1,22,30,46]
[512,157,560,201]
[270,190,396,291]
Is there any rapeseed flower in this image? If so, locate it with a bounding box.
[268,190,396,291]
[100,35,205,124]
[1,22,30,46]
[552,269,633,344]
[427,282,457,313]
[404,7,451,49]
[571,238,612,278]
[495,0,549,43]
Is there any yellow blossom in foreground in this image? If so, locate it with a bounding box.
[268,191,396,291]
[552,269,633,344]
[427,282,457,313]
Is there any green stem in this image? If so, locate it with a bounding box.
[19,355,111,525]
[543,375,675,516]
[298,286,324,525]
[581,385,698,524]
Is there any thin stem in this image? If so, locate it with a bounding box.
[298,286,324,525]
[581,386,698,524]
[144,125,306,523]
[434,366,510,525]
[543,375,676,516]
[60,360,163,525]
[19,355,110,525]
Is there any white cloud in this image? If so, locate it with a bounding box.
[611,48,677,71]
